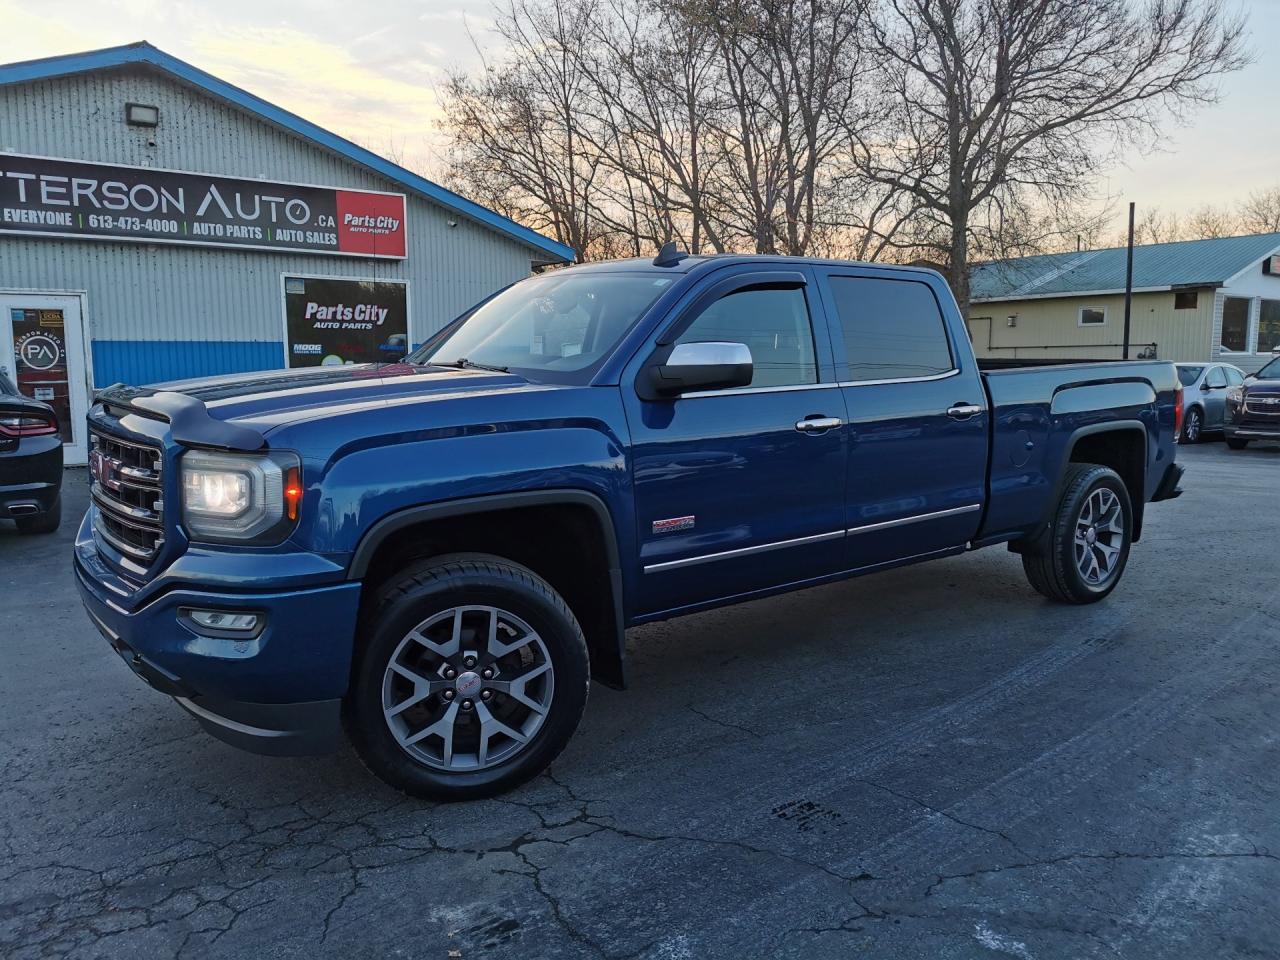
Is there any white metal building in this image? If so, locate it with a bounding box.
[0,42,571,463]
[968,233,1280,374]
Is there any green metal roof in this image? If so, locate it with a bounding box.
[971,233,1280,302]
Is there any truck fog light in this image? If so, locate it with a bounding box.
[188,609,261,632]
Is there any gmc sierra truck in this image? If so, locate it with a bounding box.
[75,251,1185,800]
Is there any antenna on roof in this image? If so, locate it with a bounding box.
[653,241,687,267]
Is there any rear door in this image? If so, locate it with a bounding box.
[815,268,988,569]
[622,267,847,615]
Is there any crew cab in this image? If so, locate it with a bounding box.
[1225,354,1280,448]
[74,252,1184,799]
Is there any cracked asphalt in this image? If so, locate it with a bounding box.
[2,441,1278,959]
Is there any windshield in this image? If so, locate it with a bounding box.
[1255,357,1280,381]
[410,272,674,384]
[1176,365,1204,387]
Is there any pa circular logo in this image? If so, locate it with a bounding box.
[17,332,63,371]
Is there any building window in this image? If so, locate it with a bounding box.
[1174,291,1198,310]
[1220,297,1250,352]
[1259,300,1280,354]
[1078,307,1106,326]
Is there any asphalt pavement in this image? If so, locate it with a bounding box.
[2,441,1278,959]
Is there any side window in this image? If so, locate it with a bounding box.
[1225,367,1245,386]
[828,277,954,382]
[1206,366,1228,389]
[675,286,817,388]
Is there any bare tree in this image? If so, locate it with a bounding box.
[1128,207,1185,245]
[696,0,873,255]
[1239,186,1280,234]
[1184,204,1237,239]
[577,0,728,254]
[852,0,1249,313]
[442,0,616,260]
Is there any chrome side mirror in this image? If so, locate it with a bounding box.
[647,342,753,397]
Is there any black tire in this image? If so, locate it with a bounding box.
[16,494,61,535]
[1182,407,1203,444]
[1021,463,1132,605]
[1226,437,1249,450]
[346,553,589,800]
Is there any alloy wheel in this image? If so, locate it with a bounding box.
[381,605,555,771]
[1073,487,1124,586]
[1185,410,1201,442]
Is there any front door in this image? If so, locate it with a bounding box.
[815,269,988,569]
[0,294,90,464]
[625,270,847,616]
[1202,365,1228,429]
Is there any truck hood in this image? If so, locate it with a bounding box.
[134,362,548,434]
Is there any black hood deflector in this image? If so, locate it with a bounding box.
[96,385,266,452]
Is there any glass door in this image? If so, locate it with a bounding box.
[1,294,90,464]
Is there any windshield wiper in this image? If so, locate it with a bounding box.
[431,357,510,374]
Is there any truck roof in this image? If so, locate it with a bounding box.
[559,253,947,283]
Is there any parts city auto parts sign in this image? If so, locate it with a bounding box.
[0,153,406,259]
[283,275,409,367]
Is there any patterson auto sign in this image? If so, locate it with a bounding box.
[0,153,407,259]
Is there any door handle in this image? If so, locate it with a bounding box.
[795,416,843,433]
[946,403,983,420]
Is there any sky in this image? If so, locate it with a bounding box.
[1,0,1277,236]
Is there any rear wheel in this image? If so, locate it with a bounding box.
[1022,464,1132,604]
[1226,437,1249,450]
[347,554,589,800]
[1181,407,1203,443]
[16,495,61,535]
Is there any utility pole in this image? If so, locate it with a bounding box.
[1122,202,1135,360]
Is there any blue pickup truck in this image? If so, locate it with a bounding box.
[75,251,1184,799]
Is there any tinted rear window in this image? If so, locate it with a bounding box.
[1177,366,1204,386]
[828,277,954,382]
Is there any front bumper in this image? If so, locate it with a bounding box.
[1224,421,1280,441]
[75,515,363,756]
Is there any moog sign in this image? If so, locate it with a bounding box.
[0,153,406,259]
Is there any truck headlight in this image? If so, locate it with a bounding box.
[1226,386,1244,406]
[181,450,301,543]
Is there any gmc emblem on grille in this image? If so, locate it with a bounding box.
[89,449,124,492]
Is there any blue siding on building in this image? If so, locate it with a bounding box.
[92,340,282,386]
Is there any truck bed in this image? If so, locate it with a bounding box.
[976,358,1180,545]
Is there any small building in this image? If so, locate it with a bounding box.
[968,233,1280,373]
[0,42,572,463]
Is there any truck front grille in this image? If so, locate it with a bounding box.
[89,428,165,562]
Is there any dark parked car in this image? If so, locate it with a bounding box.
[0,369,62,534]
[1225,354,1280,448]
[76,252,1184,799]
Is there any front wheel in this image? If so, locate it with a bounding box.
[347,554,589,800]
[1226,437,1249,450]
[1021,463,1132,604]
